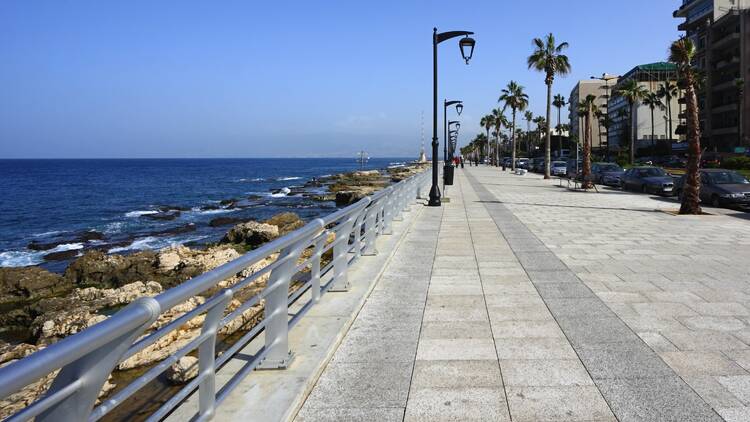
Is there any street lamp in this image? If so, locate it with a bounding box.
[444,101,463,165]
[591,74,619,161]
[430,28,476,207]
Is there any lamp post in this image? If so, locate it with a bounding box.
[444,100,463,164]
[447,120,461,160]
[429,28,475,207]
[591,74,619,161]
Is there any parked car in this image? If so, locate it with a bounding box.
[516,158,530,169]
[591,162,625,186]
[566,159,582,179]
[502,157,512,167]
[620,166,675,195]
[532,158,546,173]
[551,161,567,176]
[675,169,750,208]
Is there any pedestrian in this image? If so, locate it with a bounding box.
[460,155,465,168]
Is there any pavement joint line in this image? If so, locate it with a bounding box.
[464,168,724,422]
[458,174,515,420]
[403,202,444,421]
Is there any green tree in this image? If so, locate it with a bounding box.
[524,111,534,155]
[614,79,647,164]
[670,38,702,214]
[499,81,529,170]
[642,91,664,150]
[532,116,547,151]
[657,81,678,142]
[528,33,571,178]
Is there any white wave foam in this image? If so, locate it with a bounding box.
[270,187,291,198]
[276,176,301,181]
[32,230,67,238]
[50,243,84,252]
[125,210,159,218]
[0,250,42,267]
[189,207,236,215]
[104,221,125,234]
[108,235,208,254]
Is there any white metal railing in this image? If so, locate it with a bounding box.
[0,170,429,422]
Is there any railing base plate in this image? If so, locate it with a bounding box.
[257,351,295,370]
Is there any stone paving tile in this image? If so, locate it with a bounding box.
[295,407,405,422]
[415,338,498,361]
[596,376,723,421]
[500,359,594,387]
[660,351,749,377]
[410,360,502,389]
[716,407,750,422]
[717,376,750,404]
[506,386,616,421]
[404,387,510,422]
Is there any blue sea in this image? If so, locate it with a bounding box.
[0,158,409,271]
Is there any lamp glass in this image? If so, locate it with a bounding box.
[459,37,475,64]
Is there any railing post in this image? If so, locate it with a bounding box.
[393,184,405,221]
[352,207,367,258]
[329,200,369,292]
[310,234,326,303]
[382,188,396,235]
[36,298,161,422]
[362,203,380,256]
[197,291,232,420]
[258,222,321,369]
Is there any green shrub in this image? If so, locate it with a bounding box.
[722,156,750,170]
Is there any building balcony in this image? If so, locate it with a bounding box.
[711,31,740,49]
[713,56,741,70]
[712,103,738,113]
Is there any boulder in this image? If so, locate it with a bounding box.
[264,212,304,235]
[43,249,80,262]
[335,191,366,207]
[166,356,199,384]
[209,217,249,227]
[143,211,180,221]
[64,250,160,289]
[221,221,279,248]
[0,267,71,304]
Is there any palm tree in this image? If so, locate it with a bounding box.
[492,108,509,165]
[553,94,566,158]
[480,115,493,163]
[532,116,547,150]
[657,81,678,142]
[499,81,530,171]
[524,111,534,155]
[614,79,647,164]
[528,33,571,178]
[578,94,597,189]
[642,92,664,151]
[670,38,702,215]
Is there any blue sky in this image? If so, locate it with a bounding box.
[0,1,681,158]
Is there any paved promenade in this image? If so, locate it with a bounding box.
[295,166,750,421]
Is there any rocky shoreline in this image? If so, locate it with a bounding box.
[0,163,426,419]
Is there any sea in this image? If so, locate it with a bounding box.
[0,158,410,271]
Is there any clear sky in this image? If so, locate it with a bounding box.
[0,1,682,159]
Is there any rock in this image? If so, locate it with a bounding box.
[152,223,197,236]
[264,212,304,235]
[157,205,190,212]
[219,199,238,206]
[27,230,105,251]
[0,267,71,304]
[209,217,249,227]
[42,249,81,262]
[335,191,366,206]
[166,356,198,384]
[221,221,279,248]
[64,250,160,289]
[156,246,240,275]
[143,211,180,221]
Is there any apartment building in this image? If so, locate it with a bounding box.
[568,75,618,154]
[607,63,683,154]
[674,0,750,151]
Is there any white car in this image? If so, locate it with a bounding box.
[551,161,567,176]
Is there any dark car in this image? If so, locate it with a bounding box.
[620,166,675,196]
[591,162,625,186]
[566,159,582,179]
[675,169,750,208]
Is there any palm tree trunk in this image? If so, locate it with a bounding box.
[679,73,702,215]
[667,97,673,141]
[582,107,593,189]
[544,82,552,179]
[557,106,562,158]
[485,128,489,164]
[629,102,635,165]
[651,107,656,151]
[511,110,517,171]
